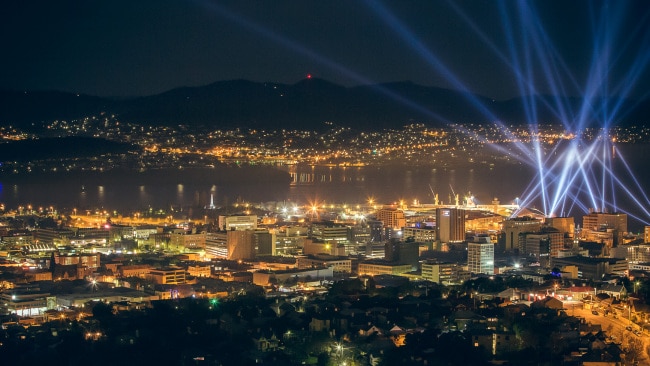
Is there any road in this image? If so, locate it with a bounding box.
[570,304,650,365]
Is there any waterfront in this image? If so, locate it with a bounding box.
[1,144,649,230]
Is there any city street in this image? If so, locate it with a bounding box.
[571,305,650,365]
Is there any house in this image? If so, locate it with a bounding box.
[532,296,564,310]
[598,283,627,299]
[251,332,281,352]
[359,325,383,337]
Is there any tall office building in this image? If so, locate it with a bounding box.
[436,208,465,243]
[467,236,494,275]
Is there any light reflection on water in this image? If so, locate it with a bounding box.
[0,143,648,230]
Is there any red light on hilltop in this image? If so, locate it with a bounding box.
[306,74,312,79]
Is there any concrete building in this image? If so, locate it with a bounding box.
[296,254,352,273]
[169,232,206,251]
[252,267,333,286]
[518,228,563,269]
[551,256,628,280]
[187,265,211,277]
[384,240,420,270]
[205,231,228,258]
[253,230,275,256]
[54,253,101,269]
[402,227,436,243]
[120,264,153,278]
[309,222,350,244]
[625,244,650,263]
[147,267,187,285]
[357,260,412,276]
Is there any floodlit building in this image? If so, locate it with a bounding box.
[503,217,543,252]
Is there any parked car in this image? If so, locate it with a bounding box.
[592,310,599,315]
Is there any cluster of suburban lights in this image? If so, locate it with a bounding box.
[199,0,650,224]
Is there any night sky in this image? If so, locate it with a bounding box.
[2,0,649,100]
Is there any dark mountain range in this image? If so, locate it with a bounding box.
[1,79,649,131]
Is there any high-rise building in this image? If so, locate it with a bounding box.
[468,236,494,275]
[436,208,465,243]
